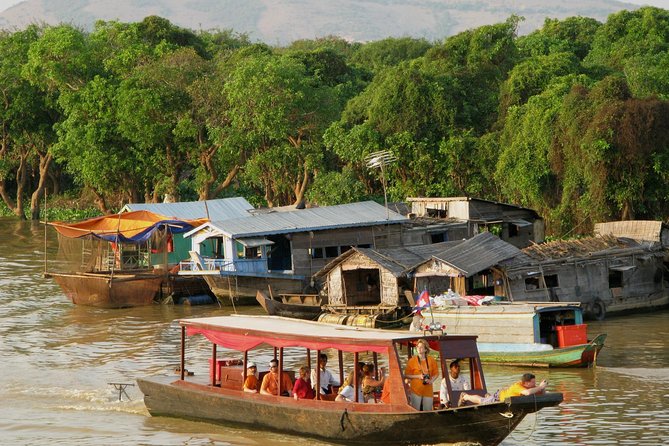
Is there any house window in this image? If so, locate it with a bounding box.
[509,224,519,237]
[311,247,324,259]
[430,233,445,243]
[544,274,559,288]
[525,277,541,290]
[358,244,371,249]
[340,245,351,254]
[325,246,339,258]
[609,270,623,288]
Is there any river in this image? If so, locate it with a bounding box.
[0,218,668,445]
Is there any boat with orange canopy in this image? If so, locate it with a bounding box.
[45,210,207,308]
[137,315,562,445]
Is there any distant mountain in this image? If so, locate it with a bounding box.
[0,0,643,44]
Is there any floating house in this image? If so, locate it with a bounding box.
[315,242,460,320]
[178,201,410,303]
[406,197,544,248]
[497,223,669,319]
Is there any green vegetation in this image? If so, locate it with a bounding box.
[1,9,669,236]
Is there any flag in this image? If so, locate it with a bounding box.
[414,289,431,312]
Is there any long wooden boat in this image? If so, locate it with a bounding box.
[137,315,563,445]
[255,290,324,320]
[426,302,606,367]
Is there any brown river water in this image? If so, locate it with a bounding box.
[1,218,668,445]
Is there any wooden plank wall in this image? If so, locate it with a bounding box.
[432,313,536,344]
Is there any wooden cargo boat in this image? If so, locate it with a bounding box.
[46,210,206,308]
[426,302,606,367]
[137,315,562,445]
[255,290,324,320]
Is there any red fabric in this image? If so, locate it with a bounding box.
[186,327,389,354]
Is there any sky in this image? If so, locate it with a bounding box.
[0,0,667,14]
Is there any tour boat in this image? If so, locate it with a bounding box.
[137,315,562,445]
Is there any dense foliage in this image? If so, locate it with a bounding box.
[2,9,669,236]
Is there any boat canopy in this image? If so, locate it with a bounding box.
[183,315,440,354]
[49,210,208,243]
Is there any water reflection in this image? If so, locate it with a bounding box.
[0,218,668,445]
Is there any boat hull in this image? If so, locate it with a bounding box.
[137,376,562,446]
[478,333,607,367]
[50,272,163,308]
[202,274,306,306]
[256,291,323,320]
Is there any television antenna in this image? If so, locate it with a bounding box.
[365,150,397,220]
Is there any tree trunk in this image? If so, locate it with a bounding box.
[30,152,52,220]
[0,179,17,213]
[92,189,110,214]
[292,164,310,207]
[13,152,29,220]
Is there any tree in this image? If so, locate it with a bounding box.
[0,26,56,219]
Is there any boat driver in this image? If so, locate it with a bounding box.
[439,359,470,407]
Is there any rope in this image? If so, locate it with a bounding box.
[506,394,540,441]
[339,408,350,431]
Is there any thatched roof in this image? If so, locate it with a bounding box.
[315,241,464,278]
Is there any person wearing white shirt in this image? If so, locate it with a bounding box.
[311,353,340,395]
[440,360,470,407]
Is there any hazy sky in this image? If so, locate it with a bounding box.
[0,0,667,14]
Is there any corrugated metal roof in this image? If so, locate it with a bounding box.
[431,232,522,277]
[209,201,407,238]
[315,241,464,278]
[122,197,254,221]
[594,220,665,243]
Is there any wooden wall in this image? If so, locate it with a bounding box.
[291,225,403,277]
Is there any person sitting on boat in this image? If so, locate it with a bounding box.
[293,366,315,400]
[311,353,339,395]
[335,369,364,402]
[362,363,386,403]
[458,373,547,406]
[260,359,293,397]
[242,361,259,393]
[404,339,439,411]
[439,359,470,408]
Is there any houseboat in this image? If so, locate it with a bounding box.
[45,210,206,308]
[177,201,409,305]
[137,315,563,445]
[496,223,669,320]
[425,301,606,367]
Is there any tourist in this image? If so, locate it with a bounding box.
[293,366,315,400]
[458,373,547,406]
[335,369,364,402]
[404,339,439,410]
[242,361,258,393]
[260,359,293,397]
[311,353,339,395]
[439,359,470,407]
[361,363,386,402]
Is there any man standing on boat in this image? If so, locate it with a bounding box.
[260,359,293,397]
[439,359,470,407]
[404,339,439,410]
[311,353,339,396]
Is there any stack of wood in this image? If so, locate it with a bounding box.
[522,235,627,261]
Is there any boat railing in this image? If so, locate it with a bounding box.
[179,258,267,273]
